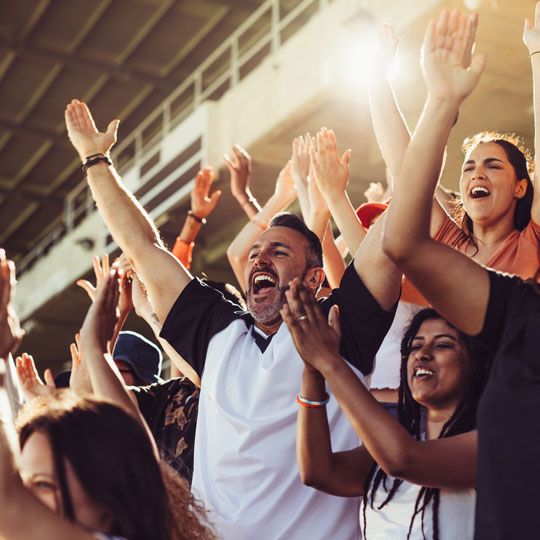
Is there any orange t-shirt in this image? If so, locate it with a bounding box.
[171,238,194,269]
[434,216,540,281]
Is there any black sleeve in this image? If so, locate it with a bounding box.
[160,279,246,376]
[131,381,165,429]
[474,270,523,354]
[321,263,397,376]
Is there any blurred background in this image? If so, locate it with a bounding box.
[0,0,533,373]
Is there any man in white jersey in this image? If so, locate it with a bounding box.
[65,99,402,539]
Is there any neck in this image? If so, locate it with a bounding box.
[426,401,459,439]
[255,318,283,336]
[471,209,516,247]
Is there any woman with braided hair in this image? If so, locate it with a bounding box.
[283,281,489,539]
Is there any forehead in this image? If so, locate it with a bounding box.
[250,226,308,251]
[20,431,54,477]
[464,142,507,162]
[413,318,458,339]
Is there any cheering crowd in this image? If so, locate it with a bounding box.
[0,4,539,539]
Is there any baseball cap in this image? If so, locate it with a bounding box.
[113,331,162,385]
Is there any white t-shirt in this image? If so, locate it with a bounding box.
[363,469,475,539]
[369,301,421,390]
[161,265,397,540]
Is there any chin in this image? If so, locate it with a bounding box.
[247,300,282,325]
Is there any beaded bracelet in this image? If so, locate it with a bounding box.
[296,393,330,409]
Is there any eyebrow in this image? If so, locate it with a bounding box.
[463,157,504,167]
[411,333,457,342]
[249,241,292,252]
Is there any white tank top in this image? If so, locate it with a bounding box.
[362,471,475,539]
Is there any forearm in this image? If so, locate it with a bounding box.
[294,177,311,221]
[178,213,202,244]
[384,97,458,259]
[319,355,418,477]
[234,188,262,219]
[369,76,411,186]
[296,368,332,482]
[321,224,346,289]
[0,387,18,503]
[83,341,138,415]
[325,192,366,256]
[86,162,162,263]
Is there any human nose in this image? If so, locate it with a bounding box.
[415,345,432,362]
[253,250,270,267]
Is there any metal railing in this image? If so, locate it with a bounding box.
[18,0,330,275]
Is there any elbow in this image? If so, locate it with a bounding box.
[377,445,413,480]
[380,459,408,480]
[382,230,411,266]
[299,466,325,490]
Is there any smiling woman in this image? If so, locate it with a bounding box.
[285,280,490,540]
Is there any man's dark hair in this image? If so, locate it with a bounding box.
[269,213,323,268]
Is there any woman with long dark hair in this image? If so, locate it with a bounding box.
[383,7,540,538]
[0,252,214,540]
[282,283,488,539]
[369,13,539,281]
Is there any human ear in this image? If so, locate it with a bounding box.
[514,178,528,199]
[303,267,325,291]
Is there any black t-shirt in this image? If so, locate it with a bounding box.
[160,263,396,378]
[474,270,540,539]
[132,378,198,483]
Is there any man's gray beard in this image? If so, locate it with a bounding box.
[246,287,287,325]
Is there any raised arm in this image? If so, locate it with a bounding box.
[305,160,346,289]
[369,25,411,184]
[224,144,261,218]
[383,10,490,336]
[283,282,477,490]
[310,128,365,255]
[65,100,191,324]
[310,129,400,310]
[0,250,24,361]
[227,161,296,290]
[0,258,97,540]
[78,268,160,460]
[171,167,221,266]
[291,134,312,220]
[523,1,540,223]
[369,25,451,235]
[282,299,372,496]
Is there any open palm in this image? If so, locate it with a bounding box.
[421,10,486,104]
[65,99,119,160]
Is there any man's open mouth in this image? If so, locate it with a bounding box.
[251,272,278,294]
